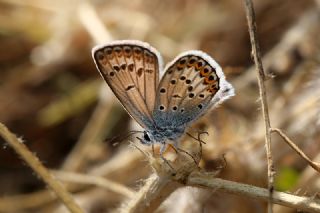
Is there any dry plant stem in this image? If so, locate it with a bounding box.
[0,190,55,212]
[77,1,113,43]
[62,98,113,171]
[0,148,143,212]
[62,1,115,171]
[270,128,320,173]
[52,170,135,198]
[0,122,84,213]
[121,173,181,213]
[243,0,275,212]
[188,176,320,213]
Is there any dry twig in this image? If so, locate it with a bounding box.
[120,153,320,213]
[52,170,135,198]
[243,0,275,212]
[0,122,84,213]
[270,128,320,173]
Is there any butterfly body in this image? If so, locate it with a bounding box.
[92,40,234,151]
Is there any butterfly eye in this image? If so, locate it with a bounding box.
[143,132,151,141]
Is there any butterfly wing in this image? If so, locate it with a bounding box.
[153,51,234,127]
[92,40,163,129]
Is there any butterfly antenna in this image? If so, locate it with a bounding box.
[106,130,144,146]
[129,140,149,159]
[135,136,143,144]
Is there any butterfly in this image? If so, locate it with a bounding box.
[92,40,234,154]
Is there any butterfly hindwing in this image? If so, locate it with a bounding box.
[92,41,162,129]
[154,51,234,127]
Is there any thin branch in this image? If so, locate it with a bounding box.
[188,175,320,213]
[121,154,320,213]
[77,1,113,44]
[243,0,275,212]
[61,94,114,171]
[0,148,143,212]
[0,122,84,213]
[61,1,115,172]
[0,190,55,212]
[270,128,320,173]
[52,170,135,198]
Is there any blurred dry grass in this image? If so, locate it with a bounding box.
[0,0,319,212]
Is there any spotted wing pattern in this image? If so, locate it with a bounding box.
[92,41,161,129]
[153,51,233,127]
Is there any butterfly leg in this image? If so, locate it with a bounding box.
[168,144,178,154]
[169,140,200,167]
[179,148,199,166]
[159,144,175,172]
[186,131,208,161]
[152,143,155,156]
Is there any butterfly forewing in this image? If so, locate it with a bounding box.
[154,51,226,127]
[92,41,161,129]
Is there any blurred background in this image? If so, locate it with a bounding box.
[0,0,319,212]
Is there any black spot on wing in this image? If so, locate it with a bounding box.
[126,85,135,91]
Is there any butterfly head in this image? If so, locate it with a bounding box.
[137,131,153,145]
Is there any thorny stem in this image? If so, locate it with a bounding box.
[0,122,84,213]
[243,0,275,212]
